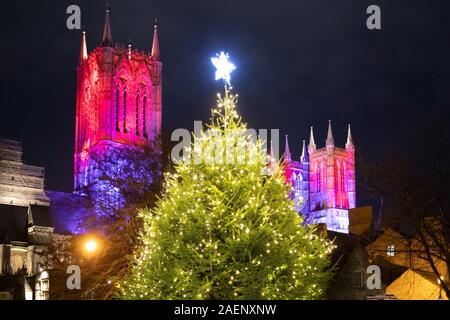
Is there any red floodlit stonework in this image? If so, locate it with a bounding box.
[284,121,356,233]
[74,11,162,193]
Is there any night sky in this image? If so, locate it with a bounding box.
[1,0,449,195]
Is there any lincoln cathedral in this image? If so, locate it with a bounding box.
[0,9,446,301]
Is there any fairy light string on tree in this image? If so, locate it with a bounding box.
[118,52,335,300]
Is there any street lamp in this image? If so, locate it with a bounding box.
[82,237,100,300]
[78,235,106,300]
[85,239,98,254]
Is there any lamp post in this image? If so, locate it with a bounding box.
[83,238,99,300]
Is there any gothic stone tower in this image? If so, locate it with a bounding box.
[74,10,162,194]
[283,137,309,215]
[284,122,356,233]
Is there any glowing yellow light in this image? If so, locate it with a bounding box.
[85,240,97,253]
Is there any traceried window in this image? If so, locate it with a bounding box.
[387,245,395,257]
[123,89,128,133]
[115,88,120,131]
[321,162,326,193]
[136,93,140,136]
[335,161,341,207]
[84,167,88,186]
[316,163,321,192]
[296,173,302,191]
[143,95,147,137]
[340,164,345,206]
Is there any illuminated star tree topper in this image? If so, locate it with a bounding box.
[211,51,236,88]
[118,50,334,301]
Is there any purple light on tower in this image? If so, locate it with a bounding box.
[284,122,356,233]
[74,10,162,202]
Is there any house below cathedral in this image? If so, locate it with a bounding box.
[324,207,449,300]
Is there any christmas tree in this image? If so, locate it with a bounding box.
[119,53,334,300]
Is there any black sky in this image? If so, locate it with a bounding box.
[0,0,449,194]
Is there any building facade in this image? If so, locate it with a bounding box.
[284,121,356,233]
[0,139,53,300]
[0,139,49,207]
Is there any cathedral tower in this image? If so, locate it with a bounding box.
[284,122,356,233]
[308,121,355,211]
[74,10,162,193]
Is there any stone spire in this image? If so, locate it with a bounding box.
[80,31,88,62]
[101,9,113,47]
[301,139,308,162]
[326,120,334,148]
[308,126,316,154]
[346,124,354,150]
[284,135,291,162]
[151,19,160,60]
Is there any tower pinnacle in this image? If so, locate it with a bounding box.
[151,19,160,60]
[346,124,354,150]
[301,139,308,162]
[284,135,291,162]
[308,126,316,153]
[101,9,113,47]
[326,120,334,148]
[80,31,88,62]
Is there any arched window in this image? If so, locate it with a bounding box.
[115,88,120,131]
[342,162,347,207]
[316,163,320,192]
[143,95,147,137]
[135,93,140,136]
[123,89,127,132]
[91,94,98,135]
[336,161,341,208]
[321,162,326,193]
[84,167,88,186]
